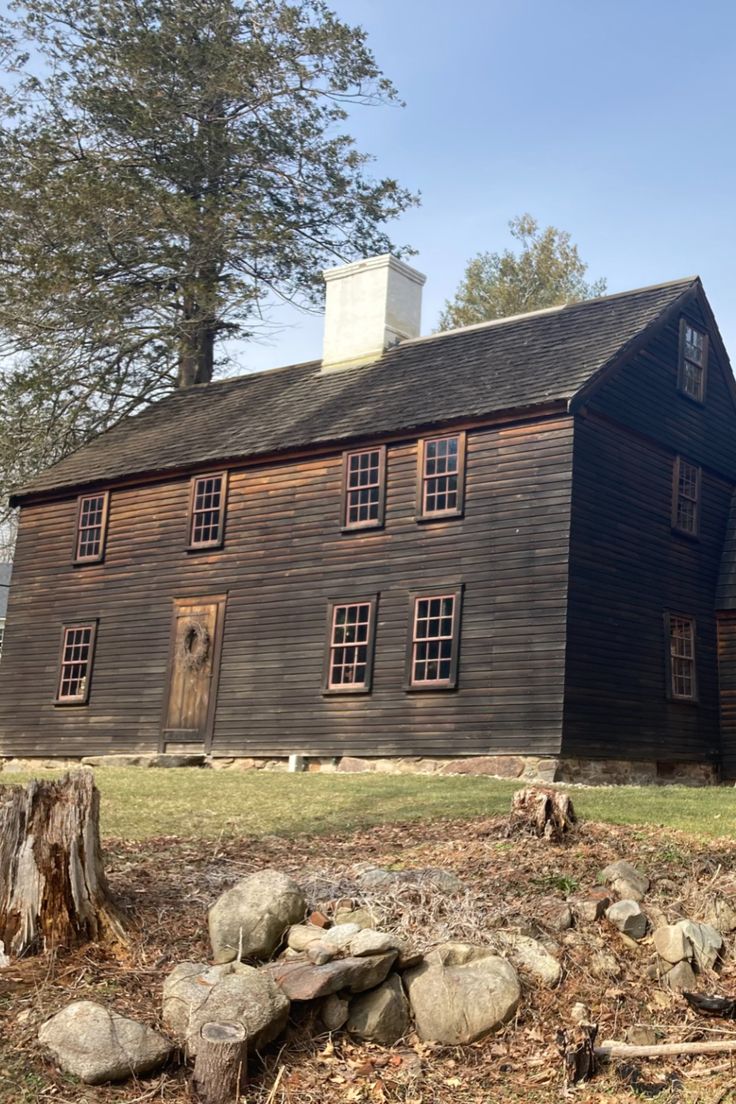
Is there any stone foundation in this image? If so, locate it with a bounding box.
[0,752,720,786]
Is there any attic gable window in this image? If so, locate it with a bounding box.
[188,473,227,549]
[665,613,697,701]
[324,598,377,692]
[418,432,466,519]
[407,588,463,689]
[74,492,109,563]
[56,623,97,704]
[678,320,707,403]
[672,457,701,536]
[342,447,386,529]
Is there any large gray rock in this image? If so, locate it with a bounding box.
[38,1001,172,1085]
[491,931,561,988]
[347,974,410,1045]
[599,860,649,902]
[606,900,647,941]
[209,869,306,963]
[162,961,289,1056]
[263,952,396,1001]
[653,924,689,964]
[405,943,520,1044]
[653,920,722,971]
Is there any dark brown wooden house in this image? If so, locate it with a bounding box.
[2,255,736,780]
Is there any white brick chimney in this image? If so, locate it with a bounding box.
[321,254,426,372]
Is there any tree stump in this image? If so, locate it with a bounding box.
[192,1022,247,1104]
[0,770,125,957]
[507,787,576,842]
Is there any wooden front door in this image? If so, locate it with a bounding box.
[162,596,226,751]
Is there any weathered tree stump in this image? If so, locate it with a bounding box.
[192,1022,247,1104]
[557,1021,598,1086]
[507,786,576,842]
[0,770,125,957]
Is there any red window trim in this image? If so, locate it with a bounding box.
[416,432,466,520]
[677,317,708,405]
[405,586,463,690]
[323,596,378,694]
[73,491,110,564]
[187,471,228,550]
[55,621,98,705]
[664,612,698,703]
[341,446,387,531]
[671,456,701,538]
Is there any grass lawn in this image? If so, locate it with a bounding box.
[2,767,736,839]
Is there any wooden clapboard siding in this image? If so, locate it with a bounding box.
[0,415,574,759]
[563,298,736,764]
[717,614,736,776]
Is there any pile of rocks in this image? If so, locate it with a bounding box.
[35,856,736,1087]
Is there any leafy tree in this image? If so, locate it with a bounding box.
[0,0,417,545]
[438,214,606,331]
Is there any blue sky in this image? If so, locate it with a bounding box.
[239,0,736,374]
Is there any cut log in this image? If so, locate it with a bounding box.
[0,770,125,957]
[507,787,576,842]
[596,1039,736,1059]
[192,1022,247,1104]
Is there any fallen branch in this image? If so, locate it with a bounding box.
[597,1039,736,1059]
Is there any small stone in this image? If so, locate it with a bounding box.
[599,860,650,902]
[306,942,335,965]
[606,900,648,941]
[209,870,306,963]
[590,951,621,980]
[349,930,401,957]
[703,897,736,934]
[287,925,325,952]
[321,923,361,950]
[38,1001,172,1085]
[347,974,410,1045]
[321,994,350,1032]
[568,890,611,923]
[536,897,573,933]
[334,907,377,930]
[666,960,697,991]
[679,920,722,972]
[662,923,689,964]
[395,948,423,971]
[570,1002,592,1025]
[626,1026,658,1046]
[492,931,561,988]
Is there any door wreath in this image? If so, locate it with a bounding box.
[177,618,211,672]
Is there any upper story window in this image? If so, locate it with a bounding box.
[665,613,697,701]
[74,492,109,563]
[325,598,377,692]
[678,319,707,403]
[188,473,227,549]
[342,447,386,530]
[418,432,466,519]
[407,588,462,689]
[56,622,97,704]
[672,457,701,536]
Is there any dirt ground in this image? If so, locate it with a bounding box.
[3,811,736,1103]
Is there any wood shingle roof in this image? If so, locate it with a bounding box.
[14,277,698,503]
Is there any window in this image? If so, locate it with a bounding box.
[418,433,466,519]
[188,473,227,549]
[324,598,377,692]
[672,457,701,536]
[74,492,109,563]
[665,613,697,701]
[342,447,386,529]
[407,588,463,689]
[678,319,707,403]
[56,623,97,704]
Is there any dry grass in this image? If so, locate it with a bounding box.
[4,807,736,1103]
